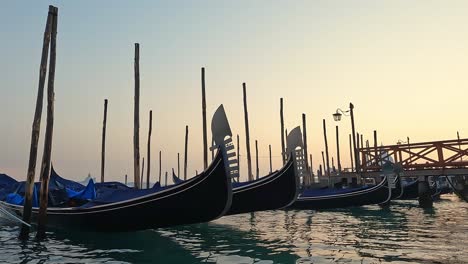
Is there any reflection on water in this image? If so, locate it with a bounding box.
[0,194,467,263]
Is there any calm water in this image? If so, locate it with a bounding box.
[1,194,467,264]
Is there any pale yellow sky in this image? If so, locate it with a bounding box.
[1,1,467,182]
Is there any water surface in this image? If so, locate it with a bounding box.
[1,194,467,263]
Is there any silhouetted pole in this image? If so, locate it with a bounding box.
[373,130,378,166]
[280,98,286,164]
[302,114,309,184]
[165,171,168,186]
[458,131,462,162]
[323,119,330,177]
[101,99,108,183]
[360,134,364,165]
[336,125,341,172]
[146,110,152,188]
[36,6,58,240]
[159,151,162,183]
[269,144,272,173]
[349,134,354,171]
[125,174,128,185]
[356,132,360,170]
[321,151,326,184]
[332,157,335,172]
[243,83,253,181]
[350,103,359,173]
[141,158,145,188]
[237,134,240,175]
[184,125,188,180]
[255,140,259,179]
[133,43,141,189]
[177,153,180,177]
[20,6,53,240]
[201,67,208,170]
[309,154,314,183]
[406,136,410,164]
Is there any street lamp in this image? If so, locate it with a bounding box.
[333,103,359,173]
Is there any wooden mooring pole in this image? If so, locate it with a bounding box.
[349,134,354,172]
[141,158,145,188]
[309,154,313,183]
[36,5,58,240]
[20,5,53,240]
[332,126,339,173]
[237,134,240,177]
[177,153,180,177]
[374,130,378,165]
[280,98,286,165]
[146,110,152,188]
[243,83,253,181]
[125,174,128,185]
[159,150,162,183]
[101,99,108,183]
[255,140,259,179]
[133,43,141,189]
[184,125,188,180]
[269,144,272,173]
[323,119,330,178]
[201,67,208,170]
[302,114,309,185]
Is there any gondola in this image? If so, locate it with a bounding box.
[289,176,392,210]
[172,155,298,216]
[397,179,419,200]
[210,105,299,215]
[0,149,232,232]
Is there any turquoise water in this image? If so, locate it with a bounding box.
[1,194,467,264]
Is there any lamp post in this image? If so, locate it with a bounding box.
[333,103,359,173]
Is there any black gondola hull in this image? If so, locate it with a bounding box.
[226,157,298,215]
[290,178,390,210]
[1,152,232,232]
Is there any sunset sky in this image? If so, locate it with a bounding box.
[1,1,468,183]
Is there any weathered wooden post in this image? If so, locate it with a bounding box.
[177,153,180,177]
[101,99,108,183]
[184,125,188,180]
[323,119,330,177]
[309,154,314,183]
[280,98,286,164]
[336,125,341,172]
[243,83,253,181]
[36,6,58,240]
[255,140,259,179]
[201,67,208,169]
[356,132,360,170]
[141,158,145,188]
[237,134,240,176]
[269,144,272,173]
[20,5,53,240]
[133,43,141,189]
[159,150,162,183]
[321,151,326,183]
[349,134,354,172]
[302,114,309,185]
[146,110,152,188]
[373,130,378,166]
